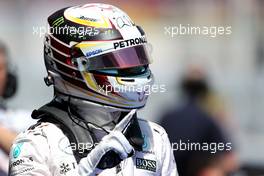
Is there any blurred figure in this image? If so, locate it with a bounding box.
[0,42,17,176]
[0,41,33,175]
[0,43,16,106]
[160,65,238,176]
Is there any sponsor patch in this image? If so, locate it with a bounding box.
[113,37,147,49]
[86,49,103,57]
[136,158,157,172]
[10,157,34,169]
[10,159,24,168]
[11,167,34,176]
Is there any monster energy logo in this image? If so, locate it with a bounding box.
[52,17,64,27]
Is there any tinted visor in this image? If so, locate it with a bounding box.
[75,45,152,71]
[91,65,149,77]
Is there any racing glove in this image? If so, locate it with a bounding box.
[78,110,136,176]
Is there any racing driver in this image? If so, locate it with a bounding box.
[8,3,178,176]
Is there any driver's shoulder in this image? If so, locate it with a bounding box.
[14,122,65,147]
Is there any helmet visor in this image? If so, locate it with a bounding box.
[75,45,152,71]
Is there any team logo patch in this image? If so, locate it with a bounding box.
[136,158,157,172]
[12,143,23,159]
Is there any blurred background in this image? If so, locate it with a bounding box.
[0,0,263,175]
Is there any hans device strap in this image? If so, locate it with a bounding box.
[30,100,144,168]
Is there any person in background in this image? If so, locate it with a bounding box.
[160,65,238,176]
[0,41,34,175]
